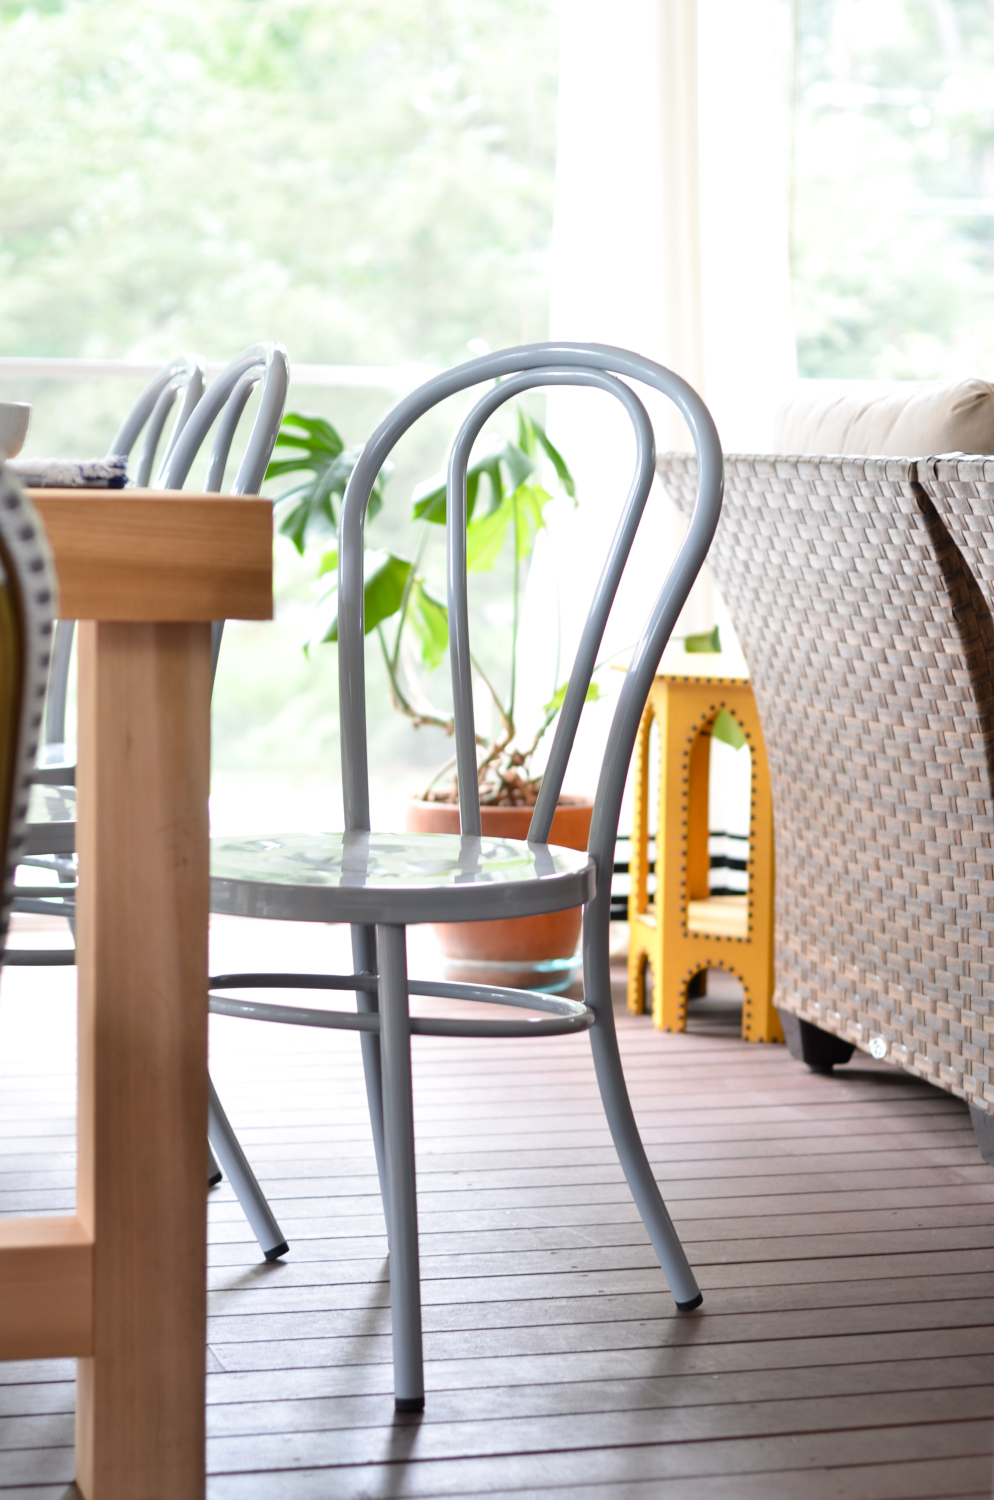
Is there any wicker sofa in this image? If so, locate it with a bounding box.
[659,384,994,1160]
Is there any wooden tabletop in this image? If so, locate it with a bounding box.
[27,487,273,621]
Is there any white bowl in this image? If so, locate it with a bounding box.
[0,403,31,458]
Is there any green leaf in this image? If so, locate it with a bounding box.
[685,625,722,654]
[711,708,746,750]
[315,549,411,645]
[268,411,391,554]
[411,437,536,527]
[543,679,603,715]
[499,438,535,493]
[462,480,554,573]
[412,448,503,526]
[465,490,514,570]
[270,411,343,460]
[517,407,537,457]
[531,414,576,499]
[511,481,553,563]
[364,551,411,633]
[408,579,449,671]
[465,506,512,571]
[410,473,447,524]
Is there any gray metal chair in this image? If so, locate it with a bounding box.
[158,341,291,683]
[110,351,209,486]
[12,354,209,945]
[14,343,290,945]
[42,352,208,755]
[9,346,290,1213]
[205,342,724,1411]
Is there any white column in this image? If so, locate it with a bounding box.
[548,0,704,447]
[517,0,795,796]
[697,0,796,451]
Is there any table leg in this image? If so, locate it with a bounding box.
[74,622,211,1500]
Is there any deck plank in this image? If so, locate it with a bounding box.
[0,920,992,1496]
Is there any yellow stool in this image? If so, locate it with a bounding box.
[627,671,781,1043]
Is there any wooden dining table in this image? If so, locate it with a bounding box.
[0,488,273,1498]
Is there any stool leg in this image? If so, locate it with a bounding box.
[627,942,648,1015]
[627,705,654,1016]
[656,950,689,1033]
[377,923,425,1411]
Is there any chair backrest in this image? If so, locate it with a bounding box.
[43,343,290,750]
[159,342,290,497]
[40,352,210,750]
[0,463,57,949]
[107,353,207,486]
[338,342,723,882]
[160,342,289,684]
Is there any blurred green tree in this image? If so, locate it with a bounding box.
[0,0,558,366]
[792,0,994,378]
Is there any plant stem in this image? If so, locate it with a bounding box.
[377,623,415,715]
[377,624,452,733]
[509,488,519,730]
[470,651,512,740]
[421,751,459,799]
[390,526,428,678]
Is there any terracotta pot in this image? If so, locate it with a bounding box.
[405,797,594,992]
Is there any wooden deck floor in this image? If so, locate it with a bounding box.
[1,914,993,1498]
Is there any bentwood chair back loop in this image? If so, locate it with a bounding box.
[0,464,57,952]
[158,342,289,684]
[337,343,724,861]
[22,344,290,934]
[159,342,290,497]
[37,353,209,755]
[107,353,207,488]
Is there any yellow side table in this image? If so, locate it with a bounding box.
[627,670,781,1043]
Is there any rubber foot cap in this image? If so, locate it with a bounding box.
[264,1241,289,1261]
[676,1292,704,1312]
[207,1170,223,1187]
[395,1396,425,1412]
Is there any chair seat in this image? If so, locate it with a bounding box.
[26,782,76,855]
[210,829,596,926]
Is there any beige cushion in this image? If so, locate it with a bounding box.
[773,378,994,457]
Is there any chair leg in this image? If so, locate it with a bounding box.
[207,1140,222,1187]
[377,923,425,1411]
[352,923,392,1245]
[586,936,703,1310]
[207,1074,289,1261]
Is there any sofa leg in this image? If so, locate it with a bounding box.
[969,1104,994,1165]
[778,1008,855,1073]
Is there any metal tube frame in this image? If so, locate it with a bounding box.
[376,925,424,1409]
[207,1076,289,1261]
[334,343,720,1316]
[207,343,721,1365]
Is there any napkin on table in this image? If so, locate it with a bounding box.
[8,457,129,488]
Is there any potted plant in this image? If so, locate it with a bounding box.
[266,401,597,990]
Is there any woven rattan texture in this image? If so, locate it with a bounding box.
[924,457,994,620]
[659,453,994,1114]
